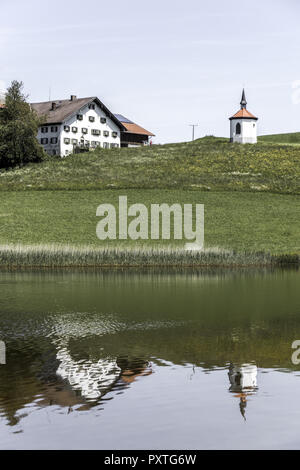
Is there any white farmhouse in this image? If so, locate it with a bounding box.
[31,95,125,156]
[229,89,258,144]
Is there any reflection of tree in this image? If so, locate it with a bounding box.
[0,342,59,426]
[228,363,258,421]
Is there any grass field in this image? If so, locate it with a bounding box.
[0,136,299,194]
[259,132,300,144]
[0,190,299,254]
[0,137,299,266]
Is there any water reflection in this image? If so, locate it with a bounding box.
[56,346,152,401]
[228,363,258,420]
[0,268,299,448]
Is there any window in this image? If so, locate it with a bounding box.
[65,150,69,155]
[77,114,83,120]
[41,126,48,133]
[253,123,256,128]
[51,126,58,132]
[82,128,88,134]
[100,117,106,124]
[91,129,100,136]
[91,141,96,148]
[50,137,58,144]
[72,139,78,144]
[89,116,95,122]
[85,140,90,147]
[111,143,119,148]
[88,103,95,110]
[103,130,109,137]
[103,142,109,148]
[72,127,78,133]
[64,138,70,144]
[64,125,70,132]
[236,123,241,135]
[41,138,48,144]
[112,131,118,138]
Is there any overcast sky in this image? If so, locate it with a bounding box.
[1,0,300,143]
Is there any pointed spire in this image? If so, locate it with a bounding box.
[240,89,247,109]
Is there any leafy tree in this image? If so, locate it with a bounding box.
[0,80,45,168]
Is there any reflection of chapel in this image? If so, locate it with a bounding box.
[229,89,258,144]
[228,363,258,420]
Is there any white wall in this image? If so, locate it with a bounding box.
[230,118,257,144]
[37,124,61,155]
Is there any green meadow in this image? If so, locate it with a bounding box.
[0,190,299,254]
[0,137,299,266]
[258,132,300,145]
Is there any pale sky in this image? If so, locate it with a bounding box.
[1,0,300,143]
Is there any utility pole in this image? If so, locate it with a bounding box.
[189,124,198,141]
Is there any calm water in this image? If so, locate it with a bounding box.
[0,268,300,449]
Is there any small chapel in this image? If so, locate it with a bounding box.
[229,89,258,144]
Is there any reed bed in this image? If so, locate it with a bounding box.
[0,244,298,268]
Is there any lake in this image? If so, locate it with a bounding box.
[0,268,299,449]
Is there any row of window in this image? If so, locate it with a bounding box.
[41,117,109,134]
[41,128,118,137]
[41,137,119,148]
[64,143,119,153]
[63,138,119,147]
[41,126,58,133]
[76,114,105,123]
[41,137,58,144]
[64,126,117,137]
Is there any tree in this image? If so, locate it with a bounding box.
[0,80,45,168]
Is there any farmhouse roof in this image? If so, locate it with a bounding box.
[114,114,155,136]
[31,96,126,130]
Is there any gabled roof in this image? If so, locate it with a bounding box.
[229,108,258,120]
[114,114,155,136]
[31,96,126,130]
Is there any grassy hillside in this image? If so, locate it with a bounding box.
[259,132,300,144]
[0,136,299,194]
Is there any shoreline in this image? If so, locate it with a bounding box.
[0,245,298,269]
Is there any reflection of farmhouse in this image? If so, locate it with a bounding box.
[31,95,154,156]
[229,89,258,144]
[51,314,151,401]
[56,346,122,400]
